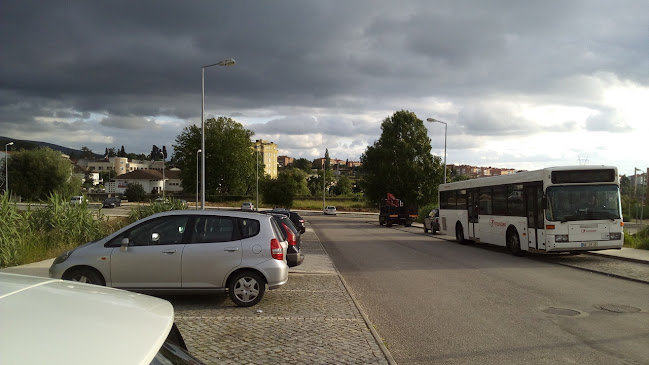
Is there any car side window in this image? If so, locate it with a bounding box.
[191,216,236,243]
[108,216,190,247]
[239,218,260,239]
[269,217,285,241]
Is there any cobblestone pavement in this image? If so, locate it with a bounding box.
[166,229,392,365]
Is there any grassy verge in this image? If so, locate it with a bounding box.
[624,226,649,250]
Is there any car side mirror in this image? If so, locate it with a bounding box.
[120,237,130,252]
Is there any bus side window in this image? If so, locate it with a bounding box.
[479,187,492,215]
[440,191,449,209]
[457,190,467,210]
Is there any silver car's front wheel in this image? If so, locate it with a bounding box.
[228,271,266,307]
[64,268,105,286]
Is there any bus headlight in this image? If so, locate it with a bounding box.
[554,235,569,242]
[609,232,622,240]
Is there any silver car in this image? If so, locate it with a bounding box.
[49,210,289,307]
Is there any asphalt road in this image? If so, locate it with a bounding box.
[309,214,649,365]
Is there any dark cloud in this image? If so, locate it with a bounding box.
[0,1,647,173]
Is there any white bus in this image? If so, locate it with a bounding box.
[438,166,624,256]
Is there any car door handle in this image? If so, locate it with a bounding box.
[224,247,239,252]
[162,250,177,254]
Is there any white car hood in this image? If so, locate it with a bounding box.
[0,273,174,365]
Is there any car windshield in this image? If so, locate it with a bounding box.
[546,184,622,222]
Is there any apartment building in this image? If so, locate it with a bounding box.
[253,139,278,179]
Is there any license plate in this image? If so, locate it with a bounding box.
[581,242,598,247]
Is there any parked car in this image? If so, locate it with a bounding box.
[102,196,121,208]
[324,206,337,215]
[0,272,205,365]
[49,210,289,307]
[70,195,86,205]
[423,208,440,234]
[263,208,306,234]
[265,213,304,267]
[241,202,255,211]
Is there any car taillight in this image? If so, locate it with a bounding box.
[299,219,304,224]
[270,238,284,260]
[282,223,296,246]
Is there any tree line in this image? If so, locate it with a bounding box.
[2,110,448,208]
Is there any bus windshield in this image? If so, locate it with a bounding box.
[546,185,621,222]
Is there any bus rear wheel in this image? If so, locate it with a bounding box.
[455,224,466,244]
[508,229,525,257]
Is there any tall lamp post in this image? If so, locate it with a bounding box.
[5,142,14,193]
[201,58,236,210]
[196,149,201,209]
[161,152,165,199]
[426,118,447,184]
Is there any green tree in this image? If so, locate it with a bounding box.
[172,117,256,196]
[99,170,117,185]
[360,110,442,207]
[281,168,310,196]
[262,170,299,208]
[7,147,80,201]
[307,169,334,196]
[80,146,95,160]
[324,149,331,170]
[332,175,353,196]
[124,182,147,202]
[293,158,313,173]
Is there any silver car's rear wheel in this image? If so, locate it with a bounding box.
[229,271,266,307]
[64,268,105,286]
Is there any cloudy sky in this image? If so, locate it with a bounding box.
[1,1,647,176]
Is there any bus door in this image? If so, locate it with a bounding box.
[525,183,545,250]
[468,189,480,240]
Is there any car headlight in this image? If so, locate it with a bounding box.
[609,232,622,240]
[53,250,74,265]
[554,235,569,243]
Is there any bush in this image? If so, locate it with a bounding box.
[125,182,147,202]
[417,204,438,223]
[625,226,649,250]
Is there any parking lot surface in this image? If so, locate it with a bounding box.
[168,228,393,365]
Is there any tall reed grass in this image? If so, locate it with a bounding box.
[0,192,118,267]
[128,199,188,222]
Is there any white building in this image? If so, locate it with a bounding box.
[109,169,182,195]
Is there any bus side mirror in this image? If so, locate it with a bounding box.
[542,197,548,208]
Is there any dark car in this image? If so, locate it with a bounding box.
[266,213,304,267]
[264,208,306,234]
[423,208,440,234]
[102,197,121,208]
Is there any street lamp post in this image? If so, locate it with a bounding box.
[426,118,447,184]
[323,169,326,211]
[201,58,236,210]
[196,149,201,209]
[256,148,259,211]
[5,142,14,193]
[161,153,165,199]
